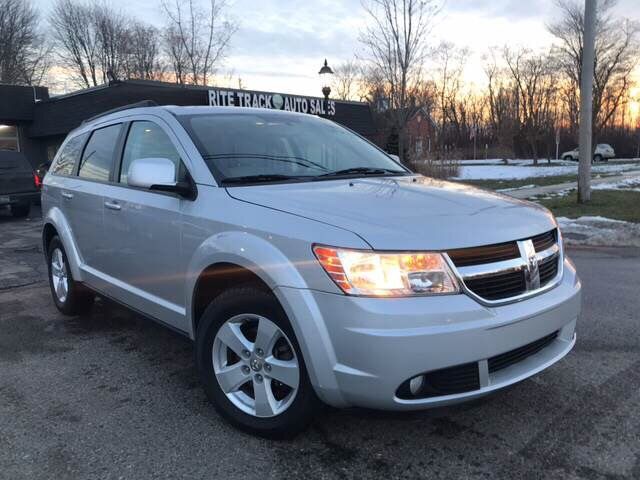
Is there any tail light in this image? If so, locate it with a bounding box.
[34,172,42,189]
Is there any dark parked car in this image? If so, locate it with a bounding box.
[0,151,40,217]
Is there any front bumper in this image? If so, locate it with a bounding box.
[275,258,581,410]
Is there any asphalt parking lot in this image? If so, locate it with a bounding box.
[1,207,639,480]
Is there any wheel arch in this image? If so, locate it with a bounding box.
[185,231,311,339]
[191,262,273,337]
[42,207,84,281]
[42,222,58,258]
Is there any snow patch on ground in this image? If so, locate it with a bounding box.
[591,177,640,191]
[453,162,640,180]
[558,216,640,247]
[529,188,575,200]
[496,184,536,192]
[456,158,575,167]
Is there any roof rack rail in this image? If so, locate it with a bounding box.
[82,100,159,124]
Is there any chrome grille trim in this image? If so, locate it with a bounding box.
[444,229,564,306]
[456,243,559,280]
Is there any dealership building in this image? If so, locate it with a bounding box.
[0,80,377,169]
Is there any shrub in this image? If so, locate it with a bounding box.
[408,157,460,179]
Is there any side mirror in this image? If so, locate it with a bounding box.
[128,157,195,199]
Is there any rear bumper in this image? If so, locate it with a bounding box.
[276,258,581,410]
[0,192,39,205]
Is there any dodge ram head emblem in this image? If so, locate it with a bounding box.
[518,239,540,291]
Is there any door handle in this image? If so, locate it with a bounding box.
[61,192,74,200]
[104,201,121,211]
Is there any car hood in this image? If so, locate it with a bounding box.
[226,176,557,250]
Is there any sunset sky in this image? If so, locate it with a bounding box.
[33,0,640,96]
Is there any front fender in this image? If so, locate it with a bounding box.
[43,206,84,282]
[185,230,310,299]
[184,231,352,403]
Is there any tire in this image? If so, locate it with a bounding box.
[195,285,319,438]
[10,200,30,218]
[47,236,95,315]
[594,154,603,163]
[562,155,574,162]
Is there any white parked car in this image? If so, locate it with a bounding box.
[562,144,615,162]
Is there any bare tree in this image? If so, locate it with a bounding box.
[93,2,131,83]
[161,0,237,85]
[503,47,560,164]
[483,48,519,155]
[164,25,188,85]
[548,0,640,138]
[0,0,50,85]
[50,0,100,87]
[432,41,468,156]
[331,59,363,101]
[125,23,166,81]
[360,0,440,162]
[51,0,170,86]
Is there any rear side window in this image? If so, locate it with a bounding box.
[78,124,122,182]
[120,121,182,184]
[50,133,87,176]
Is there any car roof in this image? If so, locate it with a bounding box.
[163,105,316,118]
[80,104,313,126]
[68,105,325,140]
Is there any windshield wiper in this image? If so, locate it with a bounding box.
[314,167,407,179]
[204,154,329,172]
[220,174,308,185]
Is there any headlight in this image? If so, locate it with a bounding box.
[313,245,460,297]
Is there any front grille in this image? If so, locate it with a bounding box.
[532,230,557,252]
[396,362,480,399]
[538,255,559,285]
[464,270,526,300]
[447,241,519,267]
[488,331,559,373]
[447,229,560,303]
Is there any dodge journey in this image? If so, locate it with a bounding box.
[41,104,581,437]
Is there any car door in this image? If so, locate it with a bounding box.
[42,132,88,250]
[99,119,189,330]
[64,123,123,274]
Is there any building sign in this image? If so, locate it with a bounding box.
[208,89,336,116]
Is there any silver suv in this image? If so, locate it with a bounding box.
[42,105,581,437]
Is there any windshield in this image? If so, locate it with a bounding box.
[179,112,408,184]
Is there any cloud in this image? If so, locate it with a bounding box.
[32,0,640,97]
[444,0,554,21]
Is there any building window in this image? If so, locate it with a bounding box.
[0,125,19,151]
[416,139,423,156]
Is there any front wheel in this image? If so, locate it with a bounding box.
[594,154,603,163]
[563,155,574,162]
[196,285,319,438]
[47,236,95,315]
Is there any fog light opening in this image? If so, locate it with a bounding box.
[409,375,425,396]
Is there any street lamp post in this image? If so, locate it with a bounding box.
[318,59,334,115]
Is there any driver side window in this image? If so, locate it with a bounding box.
[120,121,184,185]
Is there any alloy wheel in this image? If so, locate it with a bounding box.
[50,248,69,303]
[212,314,300,418]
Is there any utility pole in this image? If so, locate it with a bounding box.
[578,0,596,203]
